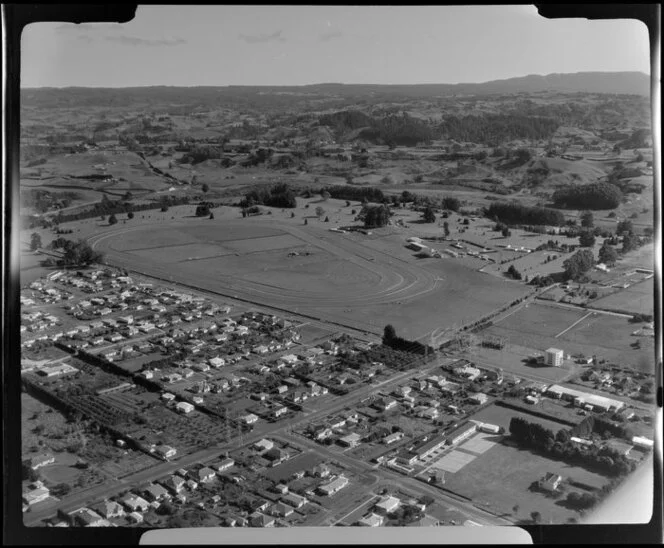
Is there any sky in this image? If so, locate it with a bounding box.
[21,5,651,88]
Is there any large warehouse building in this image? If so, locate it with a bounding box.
[545,384,625,412]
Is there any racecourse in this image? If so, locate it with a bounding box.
[88,214,529,340]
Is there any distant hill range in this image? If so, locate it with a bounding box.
[21,71,650,108]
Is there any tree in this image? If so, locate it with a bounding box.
[201,183,209,193]
[30,232,42,251]
[324,216,329,222]
[422,206,436,223]
[622,232,640,253]
[563,249,595,280]
[321,190,331,201]
[512,505,520,515]
[502,226,511,238]
[209,212,214,219]
[579,230,596,247]
[598,243,618,266]
[443,221,450,238]
[507,264,522,280]
[195,204,211,217]
[290,212,295,218]
[383,324,397,344]
[108,214,118,225]
[304,218,308,225]
[51,483,72,497]
[616,220,634,235]
[530,511,542,524]
[315,206,325,218]
[580,211,594,228]
[127,211,134,220]
[161,205,169,212]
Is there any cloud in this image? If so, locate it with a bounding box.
[105,35,187,47]
[319,30,343,42]
[238,30,286,44]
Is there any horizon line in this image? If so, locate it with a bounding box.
[20,70,650,91]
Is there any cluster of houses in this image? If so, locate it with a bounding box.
[355,494,430,527]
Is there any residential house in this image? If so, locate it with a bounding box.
[269,502,294,518]
[317,475,349,496]
[144,483,171,502]
[538,472,562,492]
[356,513,384,527]
[282,492,307,509]
[120,494,150,513]
[91,500,125,519]
[215,458,235,472]
[160,475,186,495]
[374,495,401,514]
[69,507,107,527]
[311,463,331,478]
[249,512,275,528]
[254,439,275,452]
[25,453,55,470]
[194,467,217,483]
[339,432,363,448]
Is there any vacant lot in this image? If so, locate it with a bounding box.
[442,441,611,523]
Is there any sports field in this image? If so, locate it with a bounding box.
[88,215,530,339]
[482,302,655,372]
[592,278,654,316]
[442,441,611,523]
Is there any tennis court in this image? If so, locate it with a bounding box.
[428,449,477,473]
[459,432,498,455]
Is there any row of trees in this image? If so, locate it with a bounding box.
[321,185,386,203]
[486,202,566,226]
[240,183,297,209]
[49,238,105,266]
[360,204,391,228]
[552,183,623,210]
[382,324,435,356]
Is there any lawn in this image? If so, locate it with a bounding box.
[470,403,571,435]
[442,441,611,524]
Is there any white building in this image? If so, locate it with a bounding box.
[545,348,564,367]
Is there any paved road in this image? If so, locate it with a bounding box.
[24,353,448,526]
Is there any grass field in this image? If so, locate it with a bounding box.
[84,206,530,339]
[482,302,655,372]
[442,441,611,523]
[592,278,654,315]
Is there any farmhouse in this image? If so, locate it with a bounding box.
[160,475,186,494]
[68,507,107,527]
[144,483,171,502]
[538,472,562,492]
[120,494,150,513]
